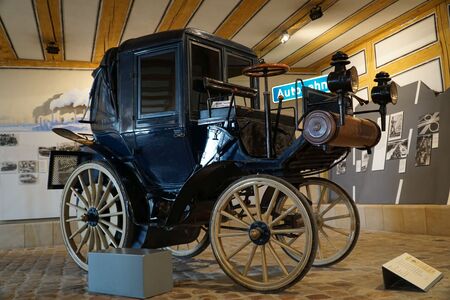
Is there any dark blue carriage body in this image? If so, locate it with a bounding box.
[82,28,347,245]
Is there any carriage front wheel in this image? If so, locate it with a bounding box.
[60,161,134,270]
[210,175,318,292]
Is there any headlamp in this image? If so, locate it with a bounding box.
[327,52,359,93]
[371,71,397,106]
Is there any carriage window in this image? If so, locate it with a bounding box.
[139,51,176,116]
[190,43,221,118]
[227,54,253,107]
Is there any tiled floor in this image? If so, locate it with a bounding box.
[0,230,449,299]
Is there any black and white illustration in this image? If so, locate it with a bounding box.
[19,173,38,184]
[415,134,432,166]
[336,160,347,175]
[361,151,369,172]
[18,160,38,173]
[0,133,18,146]
[418,112,439,135]
[38,146,56,158]
[0,161,18,173]
[386,139,409,160]
[388,111,403,140]
[54,156,79,184]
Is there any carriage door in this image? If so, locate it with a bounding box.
[133,45,195,189]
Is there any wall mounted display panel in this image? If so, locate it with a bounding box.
[0,0,43,59]
[392,58,443,93]
[374,14,438,68]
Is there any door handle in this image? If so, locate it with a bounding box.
[173,128,185,138]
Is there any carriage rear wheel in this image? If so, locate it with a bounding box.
[276,178,359,267]
[210,175,317,292]
[165,226,210,258]
[60,161,133,270]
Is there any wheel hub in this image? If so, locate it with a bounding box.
[248,221,270,245]
[84,207,99,226]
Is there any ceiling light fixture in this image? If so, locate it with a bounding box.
[309,5,323,21]
[280,31,290,44]
[46,41,60,55]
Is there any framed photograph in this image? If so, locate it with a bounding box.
[386,139,409,160]
[0,161,18,173]
[19,173,38,184]
[388,111,403,141]
[18,160,38,173]
[0,133,18,146]
[336,160,347,175]
[361,151,369,172]
[415,134,432,166]
[418,112,439,136]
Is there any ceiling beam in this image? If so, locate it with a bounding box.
[0,59,97,69]
[214,0,269,39]
[34,0,64,61]
[253,0,338,58]
[0,17,17,61]
[280,0,396,66]
[309,0,446,72]
[157,0,203,32]
[92,0,133,63]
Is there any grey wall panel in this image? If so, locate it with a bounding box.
[330,82,449,205]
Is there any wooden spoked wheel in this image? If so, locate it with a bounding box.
[276,178,359,267]
[242,63,289,78]
[166,226,210,258]
[60,161,131,270]
[210,175,317,292]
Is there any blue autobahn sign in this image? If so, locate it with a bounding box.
[271,74,330,103]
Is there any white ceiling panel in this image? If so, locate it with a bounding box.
[0,0,43,59]
[263,0,373,63]
[232,0,308,48]
[63,0,100,61]
[293,0,427,67]
[187,0,239,33]
[120,0,170,43]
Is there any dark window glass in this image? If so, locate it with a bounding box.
[190,44,221,117]
[140,51,176,116]
[227,54,253,107]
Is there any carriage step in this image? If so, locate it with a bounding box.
[88,248,173,298]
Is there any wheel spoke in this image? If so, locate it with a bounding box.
[96,180,112,209]
[270,205,297,227]
[322,213,351,222]
[317,236,323,259]
[317,185,327,211]
[305,185,312,201]
[65,217,83,223]
[220,225,248,232]
[98,223,118,248]
[220,211,249,228]
[287,232,303,246]
[70,187,89,208]
[78,174,91,205]
[88,227,95,252]
[95,171,103,207]
[65,202,87,214]
[261,245,268,283]
[271,228,305,235]
[319,227,338,250]
[227,238,251,260]
[267,241,289,276]
[271,237,303,258]
[76,227,91,254]
[243,244,257,276]
[98,211,124,218]
[264,188,280,223]
[218,232,248,238]
[69,223,88,240]
[99,219,123,233]
[253,185,262,221]
[323,224,349,236]
[233,192,255,223]
[319,196,343,217]
[88,169,96,207]
[98,195,119,214]
[97,227,109,249]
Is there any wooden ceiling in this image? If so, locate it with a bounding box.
[0,0,436,72]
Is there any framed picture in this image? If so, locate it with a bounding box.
[388,111,403,141]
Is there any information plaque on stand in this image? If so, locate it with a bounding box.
[382,253,443,292]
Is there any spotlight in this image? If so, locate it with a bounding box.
[280,31,290,44]
[371,71,398,131]
[46,41,60,55]
[309,5,323,21]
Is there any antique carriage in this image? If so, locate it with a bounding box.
[48,28,396,292]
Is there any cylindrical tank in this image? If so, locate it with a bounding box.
[303,110,381,148]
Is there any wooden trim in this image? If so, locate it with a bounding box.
[0,17,17,60]
[254,0,337,58]
[0,59,98,69]
[214,0,269,39]
[280,0,396,66]
[436,1,450,89]
[157,0,203,32]
[92,0,133,63]
[34,0,64,61]
[288,67,320,74]
[309,0,446,72]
